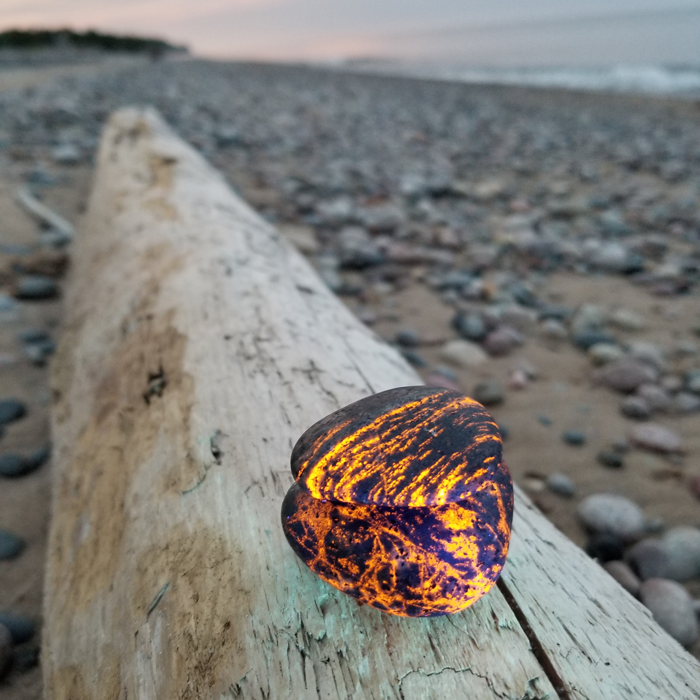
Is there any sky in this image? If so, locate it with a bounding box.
[1,0,700,64]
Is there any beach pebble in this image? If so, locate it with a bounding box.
[573,329,616,351]
[16,328,50,344]
[507,368,529,390]
[499,304,537,332]
[588,342,624,365]
[586,533,625,563]
[620,396,652,420]
[597,450,624,468]
[603,560,641,597]
[0,613,35,644]
[578,494,645,542]
[0,399,26,425]
[593,359,659,393]
[571,304,606,334]
[426,374,461,392]
[401,349,426,368]
[52,142,81,164]
[630,423,684,454]
[659,527,700,582]
[439,339,487,369]
[627,342,666,373]
[472,380,504,406]
[640,579,698,647]
[636,384,671,413]
[672,393,700,414]
[23,338,56,365]
[394,328,421,347]
[546,472,576,498]
[540,318,568,341]
[0,529,25,560]
[562,430,585,446]
[685,370,700,395]
[0,453,31,478]
[608,308,646,331]
[0,623,11,678]
[452,311,487,342]
[483,326,523,357]
[12,275,59,300]
[627,539,670,580]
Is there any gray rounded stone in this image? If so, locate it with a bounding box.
[620,396,652,420]
[672,393,700,414]
[472,380,504,407]
[636,384,671,412]
[603,560,641,597]
[597,450,624,468]
[562,430,586,446]
[13,275,59,300]
[0,399,26,425]
[640,578,699,647]
[0,612,35,644]
[0,453,30,478]
[0,529,25,560]
[577,494,645,542]
[588,342,625,365]
[659,527,700,582]
[630,423,684,454]
[546,472,576,498]
[593,359,659,394]
[439,339,487,369]
[627,539,671,580]
[483,326,523,357]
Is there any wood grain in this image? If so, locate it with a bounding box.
[43,108,700,699]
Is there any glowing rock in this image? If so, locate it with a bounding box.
[282,386,513,617]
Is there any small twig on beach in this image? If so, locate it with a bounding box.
[15,186,75,240]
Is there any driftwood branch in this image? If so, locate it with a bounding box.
[16,186,75,239]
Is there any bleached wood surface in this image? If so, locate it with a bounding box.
[44,108,700,700]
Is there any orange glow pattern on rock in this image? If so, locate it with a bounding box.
[282,386,514,617]
[292,386,502,508]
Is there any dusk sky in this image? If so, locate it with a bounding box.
[1,0,699,63]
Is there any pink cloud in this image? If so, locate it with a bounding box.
[0,0,283,30]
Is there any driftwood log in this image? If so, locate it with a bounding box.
[44,108,700,699]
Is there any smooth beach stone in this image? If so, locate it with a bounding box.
[627,539,671,580]
[630,423,684,454]
[472,380,505,407]
[546,472,575,498]
[562,430,585,446]
[284,386,513,617]
[291,386,503,508]
[659,527,700,582]
[597,449,624,469]
[593,359,659,394]
[0,399,26,425]
[282,462,513,617]
[640,579,699,648]
[0,612,35,644]
[0,453,30,478]
[12,275,58,300]
[603,561,641,597]
[0,529,25,560]
[577,494,645,543]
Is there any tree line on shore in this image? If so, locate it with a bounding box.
[0,29,187,55]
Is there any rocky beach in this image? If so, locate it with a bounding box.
[0,56,699,694]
